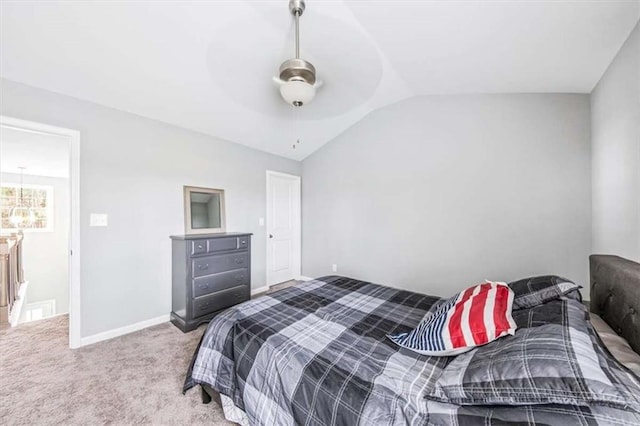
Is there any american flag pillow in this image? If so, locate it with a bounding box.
[388,281,517,356]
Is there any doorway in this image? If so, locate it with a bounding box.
[0,116,81,348]
[266,170,301,287]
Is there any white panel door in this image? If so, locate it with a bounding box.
[266,171,301,286]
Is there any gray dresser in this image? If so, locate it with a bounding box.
[170,233,252,332]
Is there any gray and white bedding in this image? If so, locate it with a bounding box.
[184,276,640,425]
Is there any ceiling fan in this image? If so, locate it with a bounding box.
[273,0,323,107]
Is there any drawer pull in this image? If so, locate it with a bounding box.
[197,244,204,249]
[198,264,209,270]
[235,274,244,281]
[234,258,244,264]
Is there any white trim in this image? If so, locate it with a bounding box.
[0,116,82,349]
[251,285,270,296]
[8,281,29,327]
[296,276,314,281]
[265,170,302,287]
[266,170,302,180]
[80,314,170,347]
[22,297,56,323]
[19,310,68,324]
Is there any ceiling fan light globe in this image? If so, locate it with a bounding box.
[280,80,316,106]
[9,206,34,227]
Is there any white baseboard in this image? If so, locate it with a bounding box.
[297,276,314,281]
[251,285,270,296]
[80,314,170,347]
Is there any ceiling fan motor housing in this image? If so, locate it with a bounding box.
[279,58,316,86]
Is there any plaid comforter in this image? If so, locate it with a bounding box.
[184,276,640,425]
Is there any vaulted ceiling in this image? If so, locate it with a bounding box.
[1,1,638,160]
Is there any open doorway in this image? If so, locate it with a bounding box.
[0,116,81,348]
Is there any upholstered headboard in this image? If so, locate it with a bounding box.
[590,255,640,355]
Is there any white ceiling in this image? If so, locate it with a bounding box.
[1,125,70,178]
[1,1,638,161]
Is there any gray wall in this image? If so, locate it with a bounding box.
[1,78,301,337]
[591,22,640,261]
[1,173,70,320]
[302,94,592,297]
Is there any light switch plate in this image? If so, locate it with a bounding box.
[259,217,265,226]
[90,213,108,227]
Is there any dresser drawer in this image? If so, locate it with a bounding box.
[192,285,249,318]
[192,252,249,277]
[207,237,238,253]
[238,236,249,249]
[191,240,207,255]
[192,268,249,298]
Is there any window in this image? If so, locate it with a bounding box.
[0,183,54,232]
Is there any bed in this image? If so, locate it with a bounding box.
[184,255,640,425]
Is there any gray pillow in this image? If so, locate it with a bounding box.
[508,275,581,310]
[424,298,640,411]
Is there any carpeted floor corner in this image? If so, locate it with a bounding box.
[0,315,233,425]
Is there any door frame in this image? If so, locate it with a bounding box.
[0,115,82,349]
[265,170,301,286]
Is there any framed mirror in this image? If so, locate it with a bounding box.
[184,186,226,234]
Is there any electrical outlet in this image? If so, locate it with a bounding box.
[332,264,338,272]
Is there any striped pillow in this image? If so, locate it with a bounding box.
[388,281,517,356]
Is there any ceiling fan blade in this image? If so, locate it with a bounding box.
[314,80,324,89]
[272,76,285,85]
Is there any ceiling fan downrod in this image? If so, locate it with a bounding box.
[291,0,304,59]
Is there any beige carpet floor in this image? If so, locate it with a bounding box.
[0,315,232,425]
[0,280,301,425]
